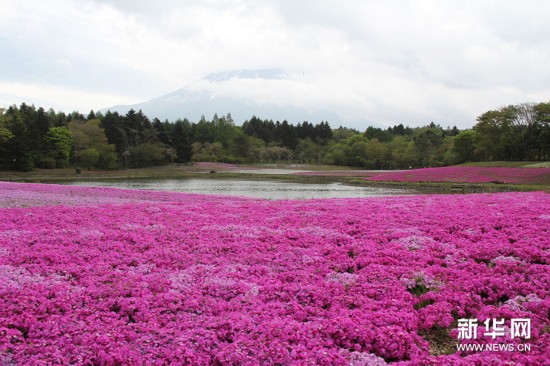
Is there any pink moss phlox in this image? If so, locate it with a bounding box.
[0,182,549,364]
[366,166,550,184]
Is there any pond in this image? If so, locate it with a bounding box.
[66,179,414,200]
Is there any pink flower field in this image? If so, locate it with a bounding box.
[0,182,549,365]
[366,166,550,184]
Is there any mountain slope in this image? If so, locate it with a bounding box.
[102,69,341,124]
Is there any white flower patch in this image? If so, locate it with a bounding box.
[0,229,33,239]
[145,206,162,214]
[326,272,358,287]
[491,255,521,264]
[0,265,64,288]
[80,229,104,239]
[393,235,436,251]
[201,224,265,239]
[401,271,441,291]
[348,351,388,366]
[505,294,543,311]
[168,271,195,292]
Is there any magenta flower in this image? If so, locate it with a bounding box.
[0,182,548,364]
[366,166,549,184]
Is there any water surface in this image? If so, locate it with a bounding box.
[67,179,413,199]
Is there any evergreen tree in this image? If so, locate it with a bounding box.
[171,120,193,163]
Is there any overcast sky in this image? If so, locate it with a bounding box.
[1,0,549,129]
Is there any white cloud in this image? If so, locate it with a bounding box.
[1,0,549,128]
[0,81,136,113]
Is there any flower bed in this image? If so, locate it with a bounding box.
[0,182,252,208]
[0,183,548,364]
[366,166,550,184]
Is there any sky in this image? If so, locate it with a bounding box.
[1,0,549,129]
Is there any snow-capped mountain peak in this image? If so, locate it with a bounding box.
[102,68,340,124]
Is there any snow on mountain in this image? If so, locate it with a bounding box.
[101,69,342,125]
[204,69,288,83]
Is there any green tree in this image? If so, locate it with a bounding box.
[69,119,117,169]
[0,110,14,166]
[472,103,550,161]
[533,102,550,160]
[402,140,417,168]
[231,130,253,161]
[153,118,171,145]
[314,121,333,144]
[3,107,33,171]
[0,127,13,143]
[171,120,193,163]
[131,143,168,167]
[324,142,350,166]
[349,140,369,167]
[474,107,514,160]
[365,138,390,169]
[296,138,322,164]
[192,142,224,162]
[332,126,359,141]
[43,127,72,168]
[388,135,411,169]
[277,120,298,150]
[80,148,100,169]
[364,126,393,143]
[412,126,444,166]
[101,111,125,153]
[193,115,216,143]
[213,113,238,148]
[435,136,455,166]
[452,130,477,163]
[265,145,293,162]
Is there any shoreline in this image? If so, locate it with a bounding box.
[1,165,548,194]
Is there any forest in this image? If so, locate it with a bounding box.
[0,101,548,171]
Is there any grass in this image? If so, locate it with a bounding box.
[247,163,356,171]
[524,162,550,168]
[419,326,457,356]
[0,166,194,182]
[459,161,549,168]
[350,179,550,194]
[0,163,379,183]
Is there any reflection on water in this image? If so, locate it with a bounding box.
[67,179,413,199]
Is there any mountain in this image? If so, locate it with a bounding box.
[101,68,342,125]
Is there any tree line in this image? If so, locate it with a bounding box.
[454,102,550,162]
[0,101,548,171]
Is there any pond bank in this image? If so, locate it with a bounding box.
[1,165,548,194]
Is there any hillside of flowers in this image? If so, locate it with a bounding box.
[0,182,253,209]
[366,166,550,184]
[0,182,549,365]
